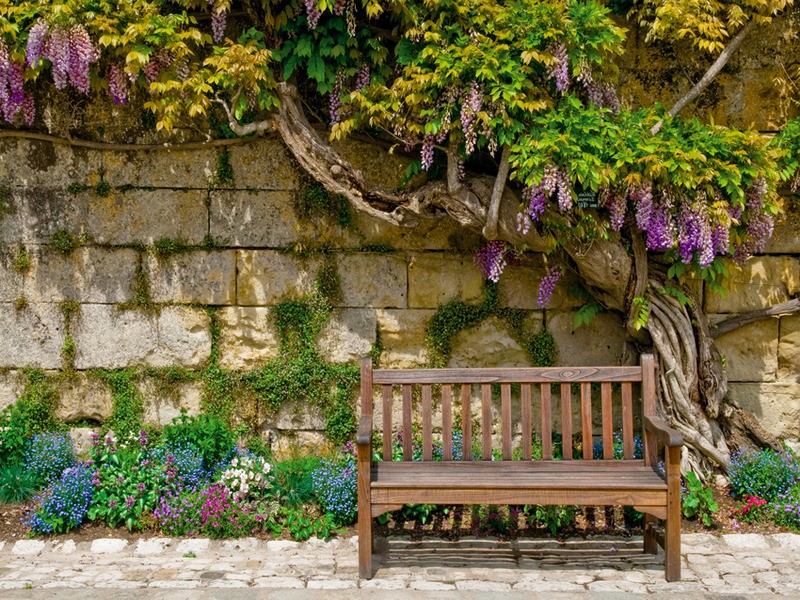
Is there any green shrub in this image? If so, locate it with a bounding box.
[161,413,236,472]
[728,447,800,501]
[682,471,718,527]
[0,462,38,503]
[271,455,321,508]
[524,504,579,535]
[24,433,77,487]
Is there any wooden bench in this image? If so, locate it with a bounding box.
[356,354,683,581]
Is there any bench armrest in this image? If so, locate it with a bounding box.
[356,415,373,447]
[644,415,683,447]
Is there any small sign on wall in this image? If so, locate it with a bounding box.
[576,189,599,209]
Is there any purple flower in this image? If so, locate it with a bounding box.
[125,496,135,509]
[474,240,508,283]
[538,267,562,308]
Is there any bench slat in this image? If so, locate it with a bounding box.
[622,382,634,460]
[602,382,613,460]
[501,384,512,460]
[373,366,643,384]
[541,384,552,460]
[461,384,472,461]
[481,384,492,461]
[402,384,412,461]
[561,384,572,460]
[382,385,392,461]
[442,384,453,461]
[422,384,433,461]
[581,382,592,460]
[521,384,532,461]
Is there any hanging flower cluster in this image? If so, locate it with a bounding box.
[0,43,34,125]
[26,22,99,94]
[474,240,509,282]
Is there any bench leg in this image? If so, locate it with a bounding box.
[643,513,658,555]
[664,445,682,581]
[358,512,373,579]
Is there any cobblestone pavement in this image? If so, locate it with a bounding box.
[0,533,798,598]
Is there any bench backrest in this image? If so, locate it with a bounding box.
[360,354,658,464]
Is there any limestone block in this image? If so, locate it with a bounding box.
[713,318,778,382]
[779,315,800,381]
[140,379,204,427]
[375,309,435,368]
[704,257,800,313]
[338,253,407,308]
[145,250,236,305]
[547,311,628,367]
[100,148,217,188]
[237,251,321,306]
[0,370,25,410]
[55,373,114,423]
[333,139,415,191]
[73,305,211,368]
[72,189,208,245]
[274,402,327,430]
[727,383,800,439]
[0,302,65,368]
[25,247,137,303]
[766,210,800,254]
[226,140,299,190]
[448,317,531,368]
[217,307,279,370]
[352,211,482,251]
[272,430,329,460]
[317,309,377,363]
[407,254,483,309]
[0,187,75,244]
[0,247,23,302]
[0,139,101,189]
[209,191,302,248]
[498,264,581,311]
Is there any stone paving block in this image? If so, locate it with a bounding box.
[221,538,260,552]
[148,580,202,588]
[771,533,800,549]
[51,540,77,554]
[265,540,302,553]
[454,580,513,591]
[306,579,358,589]
[722,533,772,549]
[208,580,250,588]
[0,302,65,369]
[91,539,129,554]
[25,247,137,304]
[252,577,306,588]
[135,539,173,555]
[512,581,587,592]
[358,578,409,590]
[12,540,45,555]
[409,580,457,590]
[74,305,211,369]
[145,250,236,305]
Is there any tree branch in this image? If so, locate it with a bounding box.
[651,20,757,135]
[482,146,511,240]
[711,298,800,338]
[214,92,276,137]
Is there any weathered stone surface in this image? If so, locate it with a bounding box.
[766,210,800,254]
[274,402,327,430]
[0,247,23,302]
[375,309,436,368]
[0,370,24,410]
[713,318,778,382]
[145,250,236,305]
[0,302,65,368]
[498,264,580,311]
[141,379,204,426]
[69,427,99,457]
[73,305,211,368]
[704,257,800,313]
[227,140,299,190]
[210,191,303,248]
[548,311,629,367]
[100,147,216,189]
[26,247,137,303]
[407,254,483,309]
[778,315,800,381]
[352,211,482,251]
[727,382,800,438]
[338,253,407,308]
[217,307,279,370]
[72,189,208,245]
[272,430,328,460]
[317,309,377,363]
[0,187,76,244]
[237,251,320,306]
[0,140,101,189]
[448,317,531,368]
[55,373,114,422]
